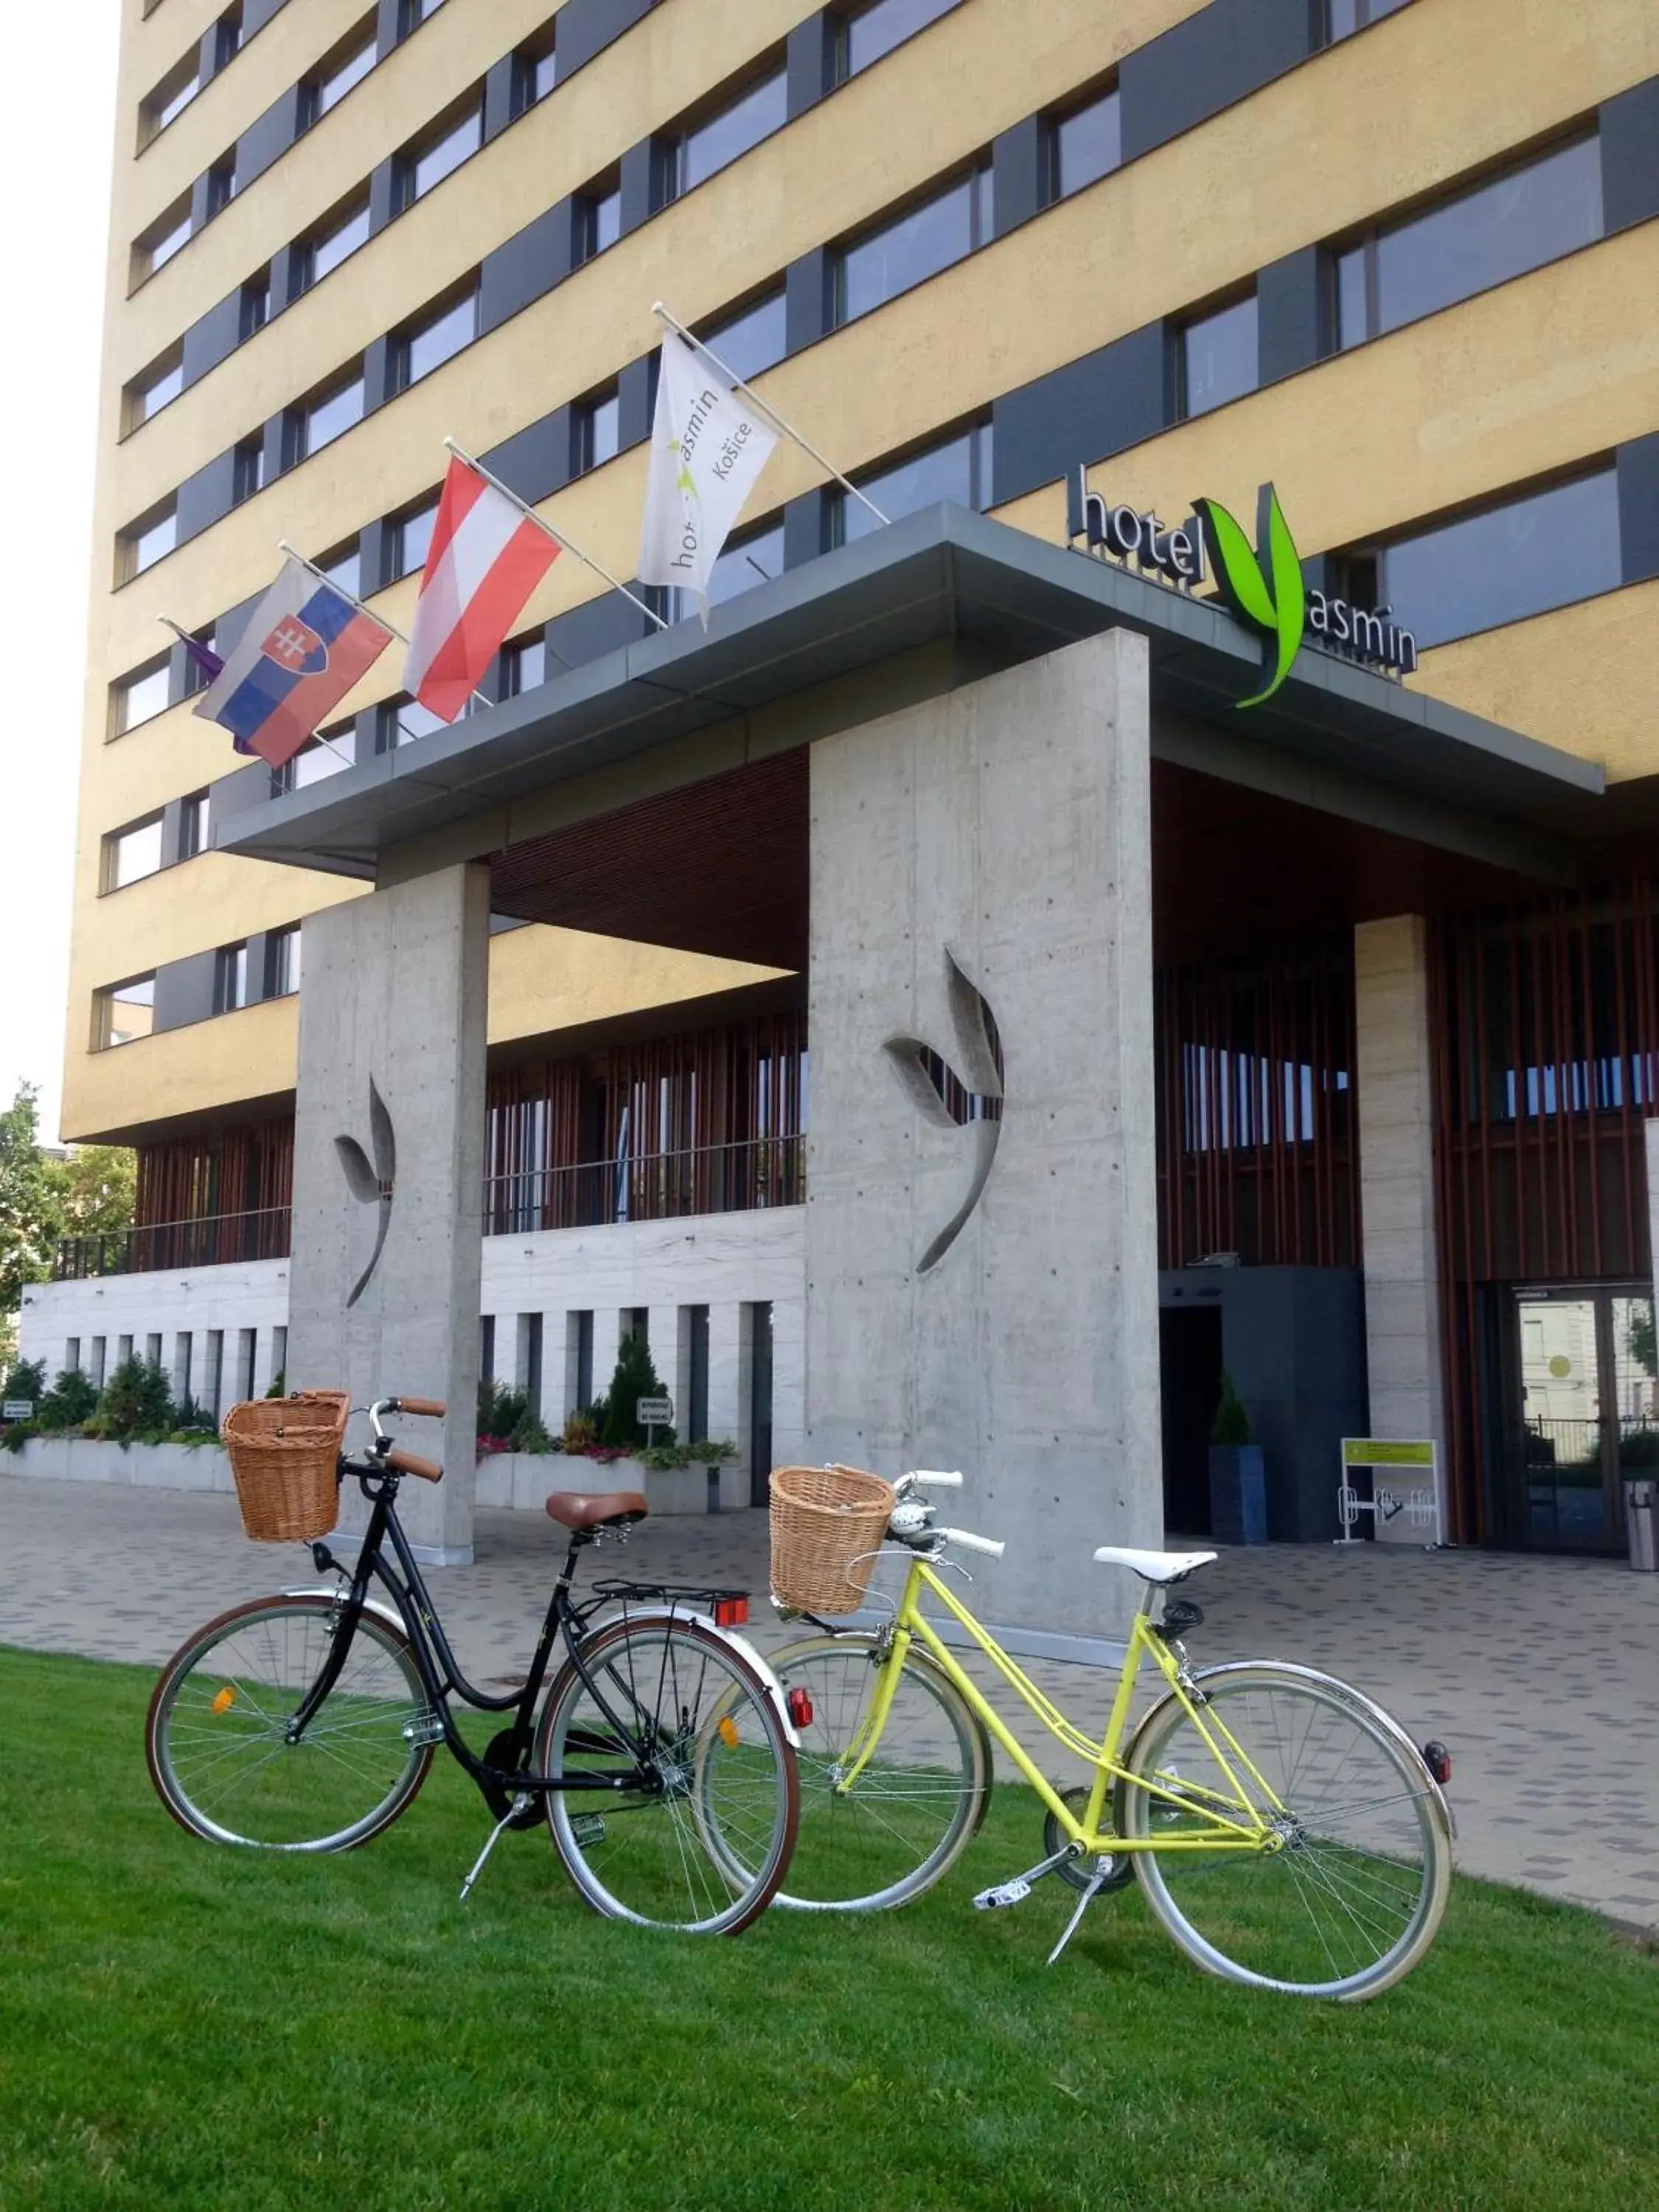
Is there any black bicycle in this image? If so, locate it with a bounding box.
[145,1396,801,1935]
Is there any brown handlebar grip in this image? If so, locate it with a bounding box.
[394,1397,446,1418]
[386,1448,442,1482]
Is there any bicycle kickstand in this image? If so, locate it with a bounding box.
[1046,1863,1113,1967]
[459,1795,532,1904]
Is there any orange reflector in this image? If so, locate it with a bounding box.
[713,1596,748,1627]
[717,1716,740,1749]
[212,1686,237,1715]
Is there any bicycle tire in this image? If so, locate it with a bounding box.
[146,1594,434,1851]
[536,1615,799,1935]
[763,1635,992,1912]
[1118,1660,1453,2000]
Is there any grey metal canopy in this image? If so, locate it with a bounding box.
[216,501,1604,882]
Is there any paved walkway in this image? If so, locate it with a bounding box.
[4,1472,1656,1925]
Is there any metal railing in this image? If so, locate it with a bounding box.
[51,1138,807,1279]
[483,1137,806,1237]
[53,1206,294,1281]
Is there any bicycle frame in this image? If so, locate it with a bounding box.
[838,1556,1288,1855]
[292,1467,653,1801]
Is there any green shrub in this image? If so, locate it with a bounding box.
[477,1379,531,1441]
[173,1394,218,1435]
[560,1408,599,1453]
[597,1332,669,1451]
[1,1419,37,1455]
[36,1368,100,1434]
[264,1370,287,1399]
[638,1436,739,1472]
[1210,1371,1251,1448]
[94,1356,175,1441]
[1,1357,46,1403]
[507,1410,554,1455]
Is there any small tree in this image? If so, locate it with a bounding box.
[94,1355,175,1441]
[598,1330,669,1451]
[1210,1371,1251,1448]
[1,1356,46,1403]
[35,1366,100,1433]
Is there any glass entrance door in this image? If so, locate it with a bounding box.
[1511,1286,1656,1551]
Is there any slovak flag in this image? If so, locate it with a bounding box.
[404,456,560,723]
[193,556,393,770]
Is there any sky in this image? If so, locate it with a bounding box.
[0,10,120,1144]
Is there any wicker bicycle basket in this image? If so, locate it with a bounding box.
[769,1464,897,1614]
[222,1391,350,1543]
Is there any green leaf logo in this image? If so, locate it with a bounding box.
[1194,483,1305,708]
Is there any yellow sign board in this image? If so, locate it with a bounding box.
[1341,1439,1436,1468]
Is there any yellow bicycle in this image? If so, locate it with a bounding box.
[767,1472,1454,2000]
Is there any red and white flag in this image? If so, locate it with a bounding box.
[404,456,560,723]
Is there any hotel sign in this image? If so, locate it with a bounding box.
[1068,467,1418,706]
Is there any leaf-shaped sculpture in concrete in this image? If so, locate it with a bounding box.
[334,1080,397,1309]
[883,948,1004,1275]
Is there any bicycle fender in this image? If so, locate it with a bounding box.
[282,1585,409,1639]
[595,1604,800,1749]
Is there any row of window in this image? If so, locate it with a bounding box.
[95,927,300,1050]
[122,41,1607,594]
[102,791,208,891]
[121,0,958,448]
[131,2,460,285]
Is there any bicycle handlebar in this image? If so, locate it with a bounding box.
[386,1447,442,1483]
[393,1397,446,1419]
[939,1526,1004,1559]
[895,1468,963,1495]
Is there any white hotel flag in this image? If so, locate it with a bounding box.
[637,331,779,622]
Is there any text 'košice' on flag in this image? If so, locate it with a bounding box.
[192,556,394,770]
[405,455,562,723]
[638,330,779,623]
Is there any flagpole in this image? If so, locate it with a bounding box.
[650,300,888,526]
[442,438,669,630]
[278,538,495,731]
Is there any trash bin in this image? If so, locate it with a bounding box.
[1626,1478,1657,1572]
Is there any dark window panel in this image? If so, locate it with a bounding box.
[991,116,1043,238]
[835,166,990,326]
[700,288,787,382]
[1340,135,1603,347]
[838,422,992,543]
[554,0,653,80]
[990,321,1167,507]
[1119,0,1312,164]
[1256,246,1326,385]
[1601,75,1659,236]
[785,247,831,353]
[836,0,959,83]
[1179,292,1259,417]
[480,201,575,335]
[1323,0,1412,43]
[1048,88,1120,202]
[1379,470,1621,650]
[480,406,574,506]
[237,84,304,189]
[1616,432,1659,588]
[785,15,835,114]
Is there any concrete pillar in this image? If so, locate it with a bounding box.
[1354,915,1446,1540]
[288,862,490,1562]
[804,629,1160,1638]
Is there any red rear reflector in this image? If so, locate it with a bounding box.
[787,1687,814,1728]
[1422,1740,1452,1785]
[713,1596,748,1627]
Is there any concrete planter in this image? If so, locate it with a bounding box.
[476,1453,744,1516]
[7,1435,234,1493]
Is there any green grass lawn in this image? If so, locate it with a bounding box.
[1,1644,1653,2212]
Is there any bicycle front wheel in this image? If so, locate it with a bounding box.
[537,1615,799,1935]
[766,1635,991,1911]
[1119,1662,1453,2000]
[146,1595,434,1851]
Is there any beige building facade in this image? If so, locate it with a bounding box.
[28,0,1659,1565]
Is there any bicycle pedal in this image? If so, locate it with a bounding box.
[974,1877,1034,1910]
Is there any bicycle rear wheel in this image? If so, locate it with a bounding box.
[537,1615,798,1935]
[764,1635,991,1911]
[146,1595,433,1851]
[1119,1662,1453,2000]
